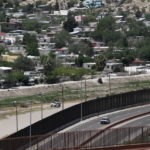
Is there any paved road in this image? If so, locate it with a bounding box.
[34,105,150,150]
[64,104,150,132]
[0,101,80,139]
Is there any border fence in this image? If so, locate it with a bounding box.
[0,126,150,150]
[1,88,150,150]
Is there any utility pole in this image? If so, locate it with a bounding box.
[108,74,111,96]
[40,94,43,119]
[84,79,87,102]
[80,81,83,121]
[29,101,32,147]
[13,101,18,131]
[61,84,64,110]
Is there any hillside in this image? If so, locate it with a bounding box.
[121,0,150,12]
[18,0,150,12]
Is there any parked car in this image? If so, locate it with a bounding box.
[50,100,61,108]
[100,116,110,124]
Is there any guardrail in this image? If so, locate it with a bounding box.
[1,88,150,150]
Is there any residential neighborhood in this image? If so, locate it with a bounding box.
[1,1,150,149]
[0,0,150,88]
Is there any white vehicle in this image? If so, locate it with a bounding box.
[50,101,61,108]
[100,116,110,124]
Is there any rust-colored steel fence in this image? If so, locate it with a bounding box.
[0,126,150,150]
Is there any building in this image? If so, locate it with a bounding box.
[104,62,123,72]
[83,63,96,69]
[83,0,103,8]
[1,54,21,62]
[0,67,12,78]
[0,33,6,41]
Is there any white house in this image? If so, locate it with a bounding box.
[83,63,96,69]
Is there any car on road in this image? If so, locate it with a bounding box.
[100,116,110,124]
[50,100,61,108]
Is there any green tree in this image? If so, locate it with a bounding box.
[54,30,71,48]
[14,56,35,71]
[22,19,41,33]
[0,12,6,22]
[40,52,57,75]
[24,34,39,56]
[63,11,78,32]
[83,14,96,25]
[67,0,77,8]
[91,15,122,45]
[136,39,150,60]
[54,0,59,10]
[145,13,150,21]
[135,10,142,18]
[0,46,6,56]
[75,54,84,67]
[95,55,106,71]
[126,18,148,37]
[22,4,34,13]
[4,70,29,86]
[69,40,94,56]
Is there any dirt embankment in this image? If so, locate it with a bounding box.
[0,74,150,100]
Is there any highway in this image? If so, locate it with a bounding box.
[65,104,150,132]
[28,104,150,150]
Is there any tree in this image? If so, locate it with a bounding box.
[145,13,150,21]
[75,54,84,67]
[0,12,6,22]
[91,15,121,44]
[54,0,59,10]
[67,0,77,8]
[14,56,35,71]
[54,30,71,48]
[4,70,29,86]
[83,14,96,25]
[69,40,94,57]
[95,55,106,71]
[63,11,78,32]
[22,19,41,33]
[40,52,57,75]
[135,10,142,18]
[23,34,39,56]
[126,19,148,37]
[136,39,150,60]
[0,46,6,56]
[22,4,34,13]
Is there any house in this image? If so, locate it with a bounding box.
[57,53,78,62]
[0,67,12,78]
[127,36,144,46]
[55,47,69,55]
[1,54,21,62]
[83,63,96,69]
[5,33,23,44]
[70,27,82,35]
[38,42,55,55]
[93,46,109,56]
[24,71,44,83]
[0,33,6,41]
[143,21,150,27]
[62,62,75,67]
[12,12,25,18]
[7,45,25,55]
[75,16,83,23]
[53,10,68,16]
[2,22,22,31]
[83,0,103,8]
[104,62,123,72]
